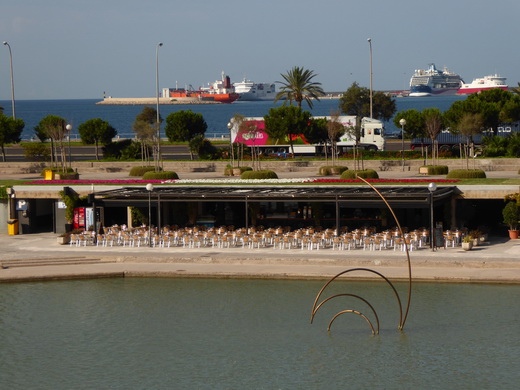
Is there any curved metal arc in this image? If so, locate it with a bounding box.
[356,176,412,330]
[311,293,380,334]
[311,267,403,328]
[328,310,377,335]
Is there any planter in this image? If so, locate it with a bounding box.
[472,237,480,246]
[509,230,519,239]
[232,168,242,176]
[55,172,80,180]
[462,241,473,251]
[57,236,70,245]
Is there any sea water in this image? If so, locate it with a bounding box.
[0,278,518,389]
[0,95,466,141]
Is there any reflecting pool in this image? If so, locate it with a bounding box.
[1,279,519,389]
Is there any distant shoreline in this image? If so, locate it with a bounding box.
[96,97,222,105]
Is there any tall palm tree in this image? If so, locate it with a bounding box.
[511,82,520,95]
[275,66,325,109]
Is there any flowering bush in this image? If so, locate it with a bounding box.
[27,179,167,185]
[26,178,460,185]
[309,178,460,184]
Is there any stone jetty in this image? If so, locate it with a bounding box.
[96,97,221,105]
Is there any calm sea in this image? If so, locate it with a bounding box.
[0,95,466,141]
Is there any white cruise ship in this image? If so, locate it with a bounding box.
[233,79,276,101]
[409,64,463,96]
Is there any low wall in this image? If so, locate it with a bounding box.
[0,158,518,175]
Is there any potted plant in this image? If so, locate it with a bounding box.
[469,230,482,246]
[461,235,473,251]
[502,201,519,239]
[57,232,70,245]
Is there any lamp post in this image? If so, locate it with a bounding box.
[399,118,406,171]
[428,182,437,251]
[3,41,16,119]
[66,124,72,169]
[227,121,233,166]
[146,183,154,247]
[367,38,373,119]
[155,42,163,171]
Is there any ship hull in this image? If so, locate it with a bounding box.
[409,86,460,97]
[457,86,508,95]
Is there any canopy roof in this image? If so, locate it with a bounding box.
[90,186,455,208]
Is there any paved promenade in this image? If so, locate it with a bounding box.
[1,232,519,284]
[2,163,518,283]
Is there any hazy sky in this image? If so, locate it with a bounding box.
[1,0,519,100]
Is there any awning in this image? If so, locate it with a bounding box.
[90,186,455,208]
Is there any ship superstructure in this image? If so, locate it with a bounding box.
[409,64,463,96]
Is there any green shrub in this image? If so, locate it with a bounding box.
[420,165,449,175]
[446,169,486,179]
[142,171,179,180]
[56,172,79,180]
[319,166,348,176]
[103,139,146,160]
[40,167,75,177]
[129,166,157,177]
[241,170,278,179]
[22,143,51,162]
[340,169,379,179]
[0,186,8,200]
[506,133,520,157]
[224,166,252,176]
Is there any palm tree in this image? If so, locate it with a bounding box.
[274,66,325,109]
[512,82,520,95]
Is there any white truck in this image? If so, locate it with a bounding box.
[229,115,386,156]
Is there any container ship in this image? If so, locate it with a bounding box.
[457,74,508,95]
[233,78,276,101]
[409,63,463,96]
[165,72,239,103]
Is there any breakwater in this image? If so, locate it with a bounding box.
[96,97,221,105]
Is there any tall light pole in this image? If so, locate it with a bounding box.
[3,41,16,119]
[399,118,406,171]
[155,42,163,171]
[367,38,373,119]
[428,182,437,251]
[146,183,154,247]
[66,124,72,169]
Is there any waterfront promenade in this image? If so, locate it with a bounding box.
[1,163,519,284]
[1,230,519,284]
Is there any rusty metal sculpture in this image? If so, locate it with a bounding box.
[311,177,413,334]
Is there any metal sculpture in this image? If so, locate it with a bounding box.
[311,177,413,334]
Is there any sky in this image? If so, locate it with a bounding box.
[1,0,519,100]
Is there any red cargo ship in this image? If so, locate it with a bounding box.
[167,72,239,103]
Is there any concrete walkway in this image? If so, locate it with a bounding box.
[1,232,519,284]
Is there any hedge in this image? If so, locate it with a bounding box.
[319,166,349,176]
[241,170,278,179]
[129,166,159,177]
[419,165,449,175]
[340,169,379,179]
[446,169,486,179]
[224,166,253,176]
[142,171,179,180]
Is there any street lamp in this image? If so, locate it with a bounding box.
[367,38,373,118]
[66,124,72,169]
[227,121,233,166]
[428,182,437,251]
[399,118,406,171]
[146,183,154,247]
[3,41,16,119]
[155,42,163,170]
